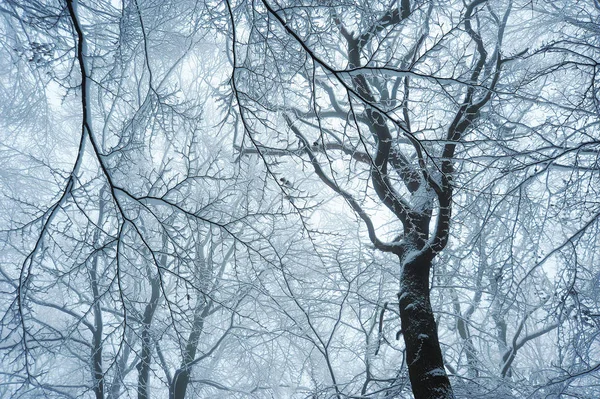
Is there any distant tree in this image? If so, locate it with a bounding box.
[1,1,273,397]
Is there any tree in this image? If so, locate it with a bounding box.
[1,0,274,397]
[227,0,531,397]
[429,1,600,395]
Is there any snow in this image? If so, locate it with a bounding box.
[425,367,446,377]
[402,249,421,265]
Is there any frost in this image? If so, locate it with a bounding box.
[425,368,446,377]
[418,333,429,340]
[402,249,421,265]
[405,303,416,310]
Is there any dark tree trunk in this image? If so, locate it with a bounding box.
[92,325,104,399]
[90,212,104,399]
[137,275,161,399]
[169,299,211,399]
[398,252,454,399]
[170,368,191,399]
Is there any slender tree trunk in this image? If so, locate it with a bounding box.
[169,239,232,399]
[489,270,511,377]
[90,190,106,399]
[137,275,161,399]
[108,328,134,399]
[89,253,104,398]
[169,297,211,399]
[398,252,454,399]
[91,304,104,399]
[451,290,479,378]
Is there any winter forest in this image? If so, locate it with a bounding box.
[1,0,599,398]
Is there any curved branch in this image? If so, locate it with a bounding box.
[283,114,402,254]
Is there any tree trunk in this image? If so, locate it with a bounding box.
[137,275,161,399]
[398,252,454,399]
[169,299,211,399]
[170,368,191,399]
[91,321,104,399]
[90,196,105,399]
[451,289,479,378]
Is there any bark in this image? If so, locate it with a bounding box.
[137,275,161,399]
[398,251,454,399]
[89,191,106,399]
[169,300,211,399]
[91,285,104,399]
[168,241,232,399]
[451,290,479,378]
[170,368,191,399]
[489,267,510,377]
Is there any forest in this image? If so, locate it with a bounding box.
[0,0,599,398]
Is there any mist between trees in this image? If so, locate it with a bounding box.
[0,0,599,398]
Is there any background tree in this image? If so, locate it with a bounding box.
[0,0,284,397]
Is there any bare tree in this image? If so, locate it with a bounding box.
[226,0,530,397]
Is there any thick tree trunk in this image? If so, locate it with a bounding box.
[398,252,454,399]
[170,368,191,399]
